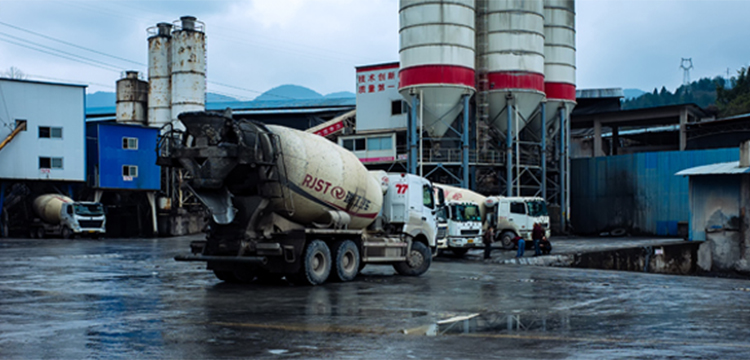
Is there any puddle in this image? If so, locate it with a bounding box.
[402,311,572,336]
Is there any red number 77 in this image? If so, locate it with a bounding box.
[395,184,408,194]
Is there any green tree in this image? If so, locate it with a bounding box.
[716,67,750,117]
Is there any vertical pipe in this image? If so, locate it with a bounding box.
[559,107,567,233]
[565,108,571,229]
[419,90,424,177]
[506,104,513,196]
[410,94,419,175]
[541,102,546,199]
[462,94,470,188]
[515,106,520,196]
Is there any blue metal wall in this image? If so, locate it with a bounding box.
[571,148,738,236]
[88,123,160,190]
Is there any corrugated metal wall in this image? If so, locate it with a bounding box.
[689,175,740,241]
[571,148,738,236]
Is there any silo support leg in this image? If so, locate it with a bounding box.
[146,192,158,236]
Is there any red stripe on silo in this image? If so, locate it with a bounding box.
[486,72,545,92]
[545,82,576,101]
[399,65,475,89]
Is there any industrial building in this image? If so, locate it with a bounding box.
[0,78,88,237]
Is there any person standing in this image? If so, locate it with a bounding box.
[515,235,525,258]
[483,227,495,260]
[532,223,545,256]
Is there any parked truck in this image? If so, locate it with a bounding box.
[484,196,551,249]
[434,184,483,256]
[30,194,106,239]
[158,110,438,285]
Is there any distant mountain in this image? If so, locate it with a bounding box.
[324,91,355,99]
[623,88,646,100]
[86,85,353,109]
[86,91,116,108]
[254,84,323,101]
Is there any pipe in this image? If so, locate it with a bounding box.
[559,107,567,233]
[506,102,513,197]
[541,102,546,199]
[419,90,424,177]
[410,94,419,175]
[0,122,27,152]
[462,94,470,188]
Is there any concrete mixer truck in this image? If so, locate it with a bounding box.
[434,184,484,257]
[158,110,439,285]
[29,194,106,239]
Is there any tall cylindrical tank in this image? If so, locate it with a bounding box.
[542,0,576,128]
[480,0,545,134]
[116,71,148,124]
[171,16,206,123]
[147,22,172,128]
[33,194,73,224]
[398,0,476,138]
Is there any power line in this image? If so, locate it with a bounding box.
[0,21,147,68]
[0,36,123,73]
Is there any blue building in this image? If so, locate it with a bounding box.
[86,122,160,191]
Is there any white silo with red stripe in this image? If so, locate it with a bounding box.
[398,0,476,139]
[480,0,545,134]
[543,0,576,123]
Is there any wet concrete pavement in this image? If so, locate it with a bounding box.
[1,235,749,359]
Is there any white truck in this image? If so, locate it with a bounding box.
[159,110,438,285]
[30,194,106,239]
[485,196,551,249]
[436,199,483,257]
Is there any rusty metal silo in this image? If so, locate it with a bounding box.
[170,16,206,123]
[147,22,172,128]
[116,71,148,125]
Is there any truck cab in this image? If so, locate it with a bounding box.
[441,201,483,256]
[60,202,107,238]
[381,173,438,251]
[486,196,550,249]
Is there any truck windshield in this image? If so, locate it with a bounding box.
[73,203,104,216]
[526,201,548,217]
[449,204,482,222]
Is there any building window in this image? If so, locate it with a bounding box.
[391,100,406,115]
[122,137,138,150]
[367,136,393,151]
[342,138,366,151]
[15,119,27,131]
[39,126,62,139]
[39,157,63,169]
[122,165,138,177]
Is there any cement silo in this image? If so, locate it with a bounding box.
[147,22,172,128]
[479,0,545,134]
[116,71,148,125]
[170,16,206,123]
[398,0,476,139]
[543,0,576,124]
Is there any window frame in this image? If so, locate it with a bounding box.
[38,126,63,139]
[39,156,63,169]
[122,165,139,177]
[122,137,139,150]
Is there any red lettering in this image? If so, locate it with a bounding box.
[368,84,375,93]
[302,174,313,188]
[388,72,395,80]
[315,179,324,192]
[357,75,365,83]
[378,73,386,81]
[368,74,375,82]
[378,84,385,92]
[395,183,409,194]
[323,181,332,194]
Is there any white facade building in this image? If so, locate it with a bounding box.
[0,79,86,181]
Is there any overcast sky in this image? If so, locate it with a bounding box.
[1,0,749,99]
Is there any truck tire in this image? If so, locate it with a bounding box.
[499,231,515,250]
[61,226,72,240]
[291,240,331,286]
[331,240,360,282]
[393,241,431,276]
[451,248,469,257]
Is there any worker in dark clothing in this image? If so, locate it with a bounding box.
[483,227,495,260]
[532,223,545,256]
[539,236,552,255]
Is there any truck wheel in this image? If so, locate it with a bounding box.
[499,231,515,250]
[451,248,469,257]
[291,240,331,286]
[331,240,360,282]
[393,241,431,276]
[61,227,72,240]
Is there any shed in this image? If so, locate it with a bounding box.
[675,142,750,273]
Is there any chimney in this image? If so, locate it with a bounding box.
[741,140,750,168]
